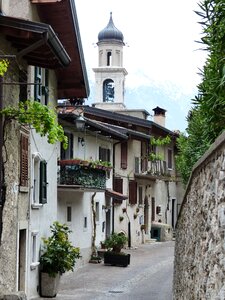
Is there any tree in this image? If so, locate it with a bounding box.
[176,0,225,184]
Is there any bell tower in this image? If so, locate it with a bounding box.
[92,12,127,110]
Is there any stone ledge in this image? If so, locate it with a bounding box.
[0,292,27,300]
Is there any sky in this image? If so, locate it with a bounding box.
[75,0,207,132]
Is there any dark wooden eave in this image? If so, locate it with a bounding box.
[31,0,90,99]
[83,106,176,138]
[0,14,71,68]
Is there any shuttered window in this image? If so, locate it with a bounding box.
[113,177,123,204]
[129,180,137,205]
[121,142,127,169]
[39,160,47,204]
[113,177,123,193]
[20,133,29,187]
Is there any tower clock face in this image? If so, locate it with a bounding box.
[103,79,115,102]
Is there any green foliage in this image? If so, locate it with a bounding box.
[150,136,171,146]
[40,221,81,277]
[148,136,171,162]
[0,59,9,76]
[105,232,128,253]
[176,0,225,184]
[0,100,68,149]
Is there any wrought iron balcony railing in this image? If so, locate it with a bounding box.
[58,160,108,190]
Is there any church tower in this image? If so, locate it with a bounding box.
[92,12,128,110]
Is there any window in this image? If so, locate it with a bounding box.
[168,149,172,169]
[107,51,112,66]
[135,157,139,173]
[99,147,110,162]
[96,202,99,222]
[113,177,123,204]
[103,79,114,102]
[39,161,47,204]
[30,230,39,270]
[34,67,49,105]
[129,180,137,205]
[139,186,143,205]
[32,154,47,207]
[61,133,73,159]
[84,217,87,229]
[121,142,127,169]
[67,206,72,222]
[20,133,29,187]
[151,197,155,222]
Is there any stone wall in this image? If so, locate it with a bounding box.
[173,132,225,300]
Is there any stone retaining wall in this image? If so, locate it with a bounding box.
[173,131,225,300]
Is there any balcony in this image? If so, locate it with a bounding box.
[134,157,173,180]
[58,159,111,190]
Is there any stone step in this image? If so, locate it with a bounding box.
[145,238,158,243]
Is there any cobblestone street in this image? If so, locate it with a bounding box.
[37,241,174,300]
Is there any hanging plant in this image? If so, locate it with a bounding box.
[0,100,68,149]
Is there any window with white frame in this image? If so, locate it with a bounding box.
[32,153,47,208]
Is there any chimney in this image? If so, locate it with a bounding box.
[152,106,166,127]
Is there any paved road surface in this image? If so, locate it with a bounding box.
[40,241,174,300]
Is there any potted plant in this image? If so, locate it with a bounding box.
[39,221,81,297]
[104,232,130,267]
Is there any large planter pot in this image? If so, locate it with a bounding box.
[104,252,130,267]
[40,272,60,297]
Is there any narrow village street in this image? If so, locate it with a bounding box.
[39,241,174,300]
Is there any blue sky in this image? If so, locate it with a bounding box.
[75,0,207,132]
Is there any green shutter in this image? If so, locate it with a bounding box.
[40,160,47,204]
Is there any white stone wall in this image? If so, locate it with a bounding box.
[174,132,225,300]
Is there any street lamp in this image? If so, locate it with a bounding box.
[75,115,85,131]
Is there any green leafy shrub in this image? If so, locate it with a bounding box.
[40,222,81,277]
[105,232,127,253]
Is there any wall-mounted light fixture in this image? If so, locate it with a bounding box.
[74,115,85,131]
[78,137,85,147]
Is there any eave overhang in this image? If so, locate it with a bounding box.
[0,14,71,68]
[105,189,128,201]
[31,0,90,99]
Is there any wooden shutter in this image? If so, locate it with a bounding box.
[113,177,123,193]
[113,177,123,204]
[139,186,143,205]
[39,161,47,204]
[121,142,127,169]
[129,180,137,205]
[20,133,29,187]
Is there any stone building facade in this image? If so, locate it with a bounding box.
[173,131,225,300]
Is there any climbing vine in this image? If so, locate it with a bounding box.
[0,100,68,149]
[148,136,171,162]
[0,60,9,76]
